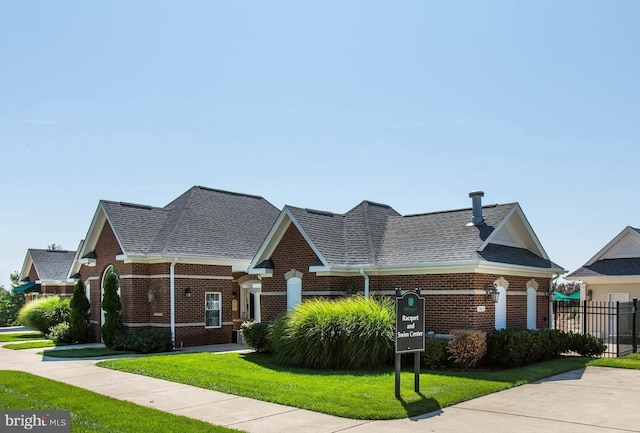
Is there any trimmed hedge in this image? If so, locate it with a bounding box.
[112,329,173,353]
[270,296,395,369]
[241,321,271,352]
[422,337,452,370]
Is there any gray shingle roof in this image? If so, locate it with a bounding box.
[287,202,556,270]
[102,186,279,260]
[567,258,640,278]
[29,249,77,281]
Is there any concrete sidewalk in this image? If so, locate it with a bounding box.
[1,343,639,433]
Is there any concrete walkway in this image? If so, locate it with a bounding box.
[1,341,639,432]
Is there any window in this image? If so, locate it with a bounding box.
[286,277,302,312]
[205,292,222,328]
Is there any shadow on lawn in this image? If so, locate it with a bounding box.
[239,352,392,377]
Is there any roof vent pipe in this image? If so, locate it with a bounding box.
[469,190,485,225]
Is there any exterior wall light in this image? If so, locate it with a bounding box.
[147,287,160,303]
[485,283,499,304]
[184,288,192,298]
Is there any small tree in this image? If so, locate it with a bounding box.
[101,271,123,347]
[69,279,91,343]
[0,288,25,326]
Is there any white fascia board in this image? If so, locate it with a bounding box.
[570,275,640,285]
[121,253,250,270]
[585,226,638,266]
[312,261,563,278]
[19,253,34,282]
[249,206,330,270]
[66,239,85,279]
[78,258,96,267]
[478,205,549,260]
[249,209,292,269]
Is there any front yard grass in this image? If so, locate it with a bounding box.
[0,332,44,342]
[0,371,241,433]
[98,352,590,420]
[4,341,56,350]
[589,353,640,369]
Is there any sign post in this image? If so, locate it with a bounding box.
[395,288,425,399]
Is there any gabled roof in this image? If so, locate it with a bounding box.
[19,249,77,283]
[78,186,280,265]
[250,197,562,275]
[567,226,640,279]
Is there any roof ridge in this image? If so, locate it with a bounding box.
[196,185,265,200]
[404,202,509,218]
[160,188,199,254]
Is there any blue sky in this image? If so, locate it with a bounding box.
[1,1,638,289]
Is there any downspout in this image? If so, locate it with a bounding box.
[360,268,369,298]
[170,258,178,348]
[549,273,560,330]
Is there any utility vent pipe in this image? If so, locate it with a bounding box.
[469,190,485,225]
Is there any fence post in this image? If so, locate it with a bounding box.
[633,298,638,354]
[583,300,588,335]
[616,301,620,357]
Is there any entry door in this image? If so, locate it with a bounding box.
[609,293,630,337]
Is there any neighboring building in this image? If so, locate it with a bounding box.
[15,248,77,301]
[249,191,564,333]
[68,186,279,347]
[566,226,640,304]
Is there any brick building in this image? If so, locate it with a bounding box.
[68,186,279,347]
[15,248,77,301]
[249,191,564,334]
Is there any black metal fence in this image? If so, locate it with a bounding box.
[553,299,639,358]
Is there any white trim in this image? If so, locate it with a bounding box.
[261,289,529,297]
[249,208,330,272]
[205,292,222,328]
[585,226,640,266]
[478,204,549,260]
[120,253,250,271]
[119,274,233,280]
[568,275,640,284]
[284,269,304,280]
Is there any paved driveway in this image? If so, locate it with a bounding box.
[0,342,639,433]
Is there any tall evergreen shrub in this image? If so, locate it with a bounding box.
[101,271,123,347]
[69,280,91,343]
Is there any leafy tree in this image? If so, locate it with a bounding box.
[47,243,63,251]
[101,270,123,347]
[0,272,25,326]
[69,279,91,343]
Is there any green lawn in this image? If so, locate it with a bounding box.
[41,347,131,358]
[4,341,55,350]
[99,352,590,420]
[0,332,45,342]
[589,353,640,369]
[0,371,241,433]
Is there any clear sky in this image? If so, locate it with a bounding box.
[1,1,638,290]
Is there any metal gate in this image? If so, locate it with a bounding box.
[553,299,639,358]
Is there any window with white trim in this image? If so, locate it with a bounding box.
[205,292,222,328]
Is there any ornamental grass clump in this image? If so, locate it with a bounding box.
[17,296,70,334]
[270,296,395,369]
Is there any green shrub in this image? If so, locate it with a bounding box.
[101,271,124,347]
[485,329,573,368]
[269,296,395,369]
[422,337,451,370]
[69,280,91,343]
[447,330,486,369]
[17,296,70,334]
[241,321,271,352]
[112,329,173,353]
[48,321,72,344]
[568,333,607,357]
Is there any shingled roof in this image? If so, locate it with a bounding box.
[27,249,77,281]
[261,200,561,271]
[567,258,640,278]
[94,186,279,261]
